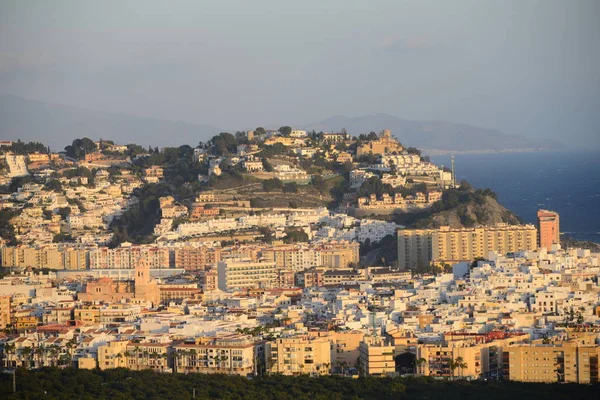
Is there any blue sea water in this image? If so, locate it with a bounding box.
[431,152,600,243]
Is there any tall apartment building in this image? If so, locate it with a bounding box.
[267,336,331,376]
[0,295,11,328]
[1,245,88,270]
[358,336,396,377]
[173,246,222,270]
[173,335,265,376]
[537,209,560,250]
[89,245,170,269]
[397,223,538,269]
[261,241,359,271]
[217,259,277,290]
[507,342,600,383]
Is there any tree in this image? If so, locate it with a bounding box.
[57,207,71,220]
[312,175,327,194]
[415,358,427,375]
[406,147,422,156]
[262,158,274,172]
[278,126,292,136]
[211,132,238,156]
[64,137,97,159]
[255,127,266,136]
[263,178,283,192]
[357,176,392,198]
[283,182,298,193]
[44,179,63,193]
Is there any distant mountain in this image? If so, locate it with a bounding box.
[0,94,222,150]
[302,113,564,153]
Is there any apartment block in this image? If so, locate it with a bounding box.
[359,336,395,377]
[398,224,538,269]
[173,335,265,376]
[217,259,277,290]
[267,336,331,376]
[507,342,600,383]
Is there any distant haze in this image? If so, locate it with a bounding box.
[0,0,598,149]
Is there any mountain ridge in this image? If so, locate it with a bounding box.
[0,94,563,152]
[301,112,564,152]
[0,93,222,150]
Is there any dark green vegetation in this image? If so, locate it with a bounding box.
[393,183,522,229]
[1,140,48,155]
[0,368,597,400]
[109,183,171,245]
[0,209,19,245]
[64,137,97,159]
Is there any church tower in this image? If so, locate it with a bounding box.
[134,258,160,307]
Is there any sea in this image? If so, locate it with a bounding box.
[431,152,600,243]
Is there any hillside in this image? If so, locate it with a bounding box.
[303,113,564,153]
[393,187,522,229]
[0,94,222,149]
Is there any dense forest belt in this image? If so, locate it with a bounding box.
[0,368,598,400]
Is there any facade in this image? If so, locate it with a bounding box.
[267,336,331,375]
[356,131,403,157]
[173,335,265,376]
[507,342,600,383]
[217,259,277,290]
[398,224,538,269]
[0,295,11,328]
[537,209,560,250]
[173,246,222,270]
[359,337,396,377]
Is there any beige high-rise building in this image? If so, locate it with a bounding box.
[173,335,265,376]
[358,336,396,377]
[267,336,331,375]
[537,209,560,250]
[217,259,277,290]
[397,223,538,269]
[507,342,600,383]
[0,295,11,329]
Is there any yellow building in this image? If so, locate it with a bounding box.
[507,340,600,383]
[126,342,171,372]
[0,295,11,328]
[74,307,101,325]
[356,130,403,157]
[98,341,129,370]
[173,335,264,376]
[217,259,277,291]
[416,333,529,379]
[398,223,538,269]
[267,336,331,375]
[358,336,395,377]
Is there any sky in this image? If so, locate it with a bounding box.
[0,0,599,148]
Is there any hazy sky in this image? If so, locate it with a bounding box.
[0,0,599,147]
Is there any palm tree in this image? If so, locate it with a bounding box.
[21,346,33,368]
[415,358,427,376]
[65,338,77,367]
[49,346,59,367]
[2,342,14,368]
[160,353,168,372]
[453,356,467,379]
[34,346,45,368]
[449,358,458,380]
